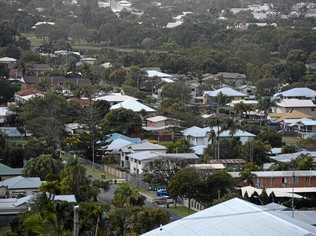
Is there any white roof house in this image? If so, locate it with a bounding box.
[218,129,256,138]
[146,116,168,123]
[106,138,133,152]
[274,88,316,99]
[145,70,175,83]
[142,198,316,236]
[0,57,17,63]
[270,150,316,163]
[204,87,247,97]
[94,93,138,104]
[276,99,316,108]
[182,126,211,138]
[121,141,167,153]
[110,100,155,112]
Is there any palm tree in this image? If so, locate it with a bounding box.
[258,97,276,119]
[215,92,231,114]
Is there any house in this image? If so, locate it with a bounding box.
[273,87,316,99]
[65,123,87,135]
[208,159,246,170]
[142,198,316,236]
[294,118,316,139]
[0,163,22,180]
[182,126,211,146]
[203,87,247,105]
[214,72,247,87]
[238,85,257,96]
[143,116,180,141]
[120,141,167,169]
[110,100,155,113]
[129,151,199,174]
[26,64,51,77]
[14,86,43,104]
[100,133,142,154]
[0,176,42,197]
[0,107,12,124]
[272,99,316,119]
[94,93,138,106]
[268,111,312,123]
[229,170,316,188]
[0,127,24,138]
[218,129,256,144]
[270,150,316,164]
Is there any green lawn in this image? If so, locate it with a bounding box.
[168,206,196,217]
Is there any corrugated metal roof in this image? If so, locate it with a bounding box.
[219,129,256,137]
[277,99,316,108]
[110,100,155,112]
[142,198,316,236]
[0,176,41,189]
[274,88,316,98]
[182,126,211,137]
[204,87,247,97]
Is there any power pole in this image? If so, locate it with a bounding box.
[73,205,80,236]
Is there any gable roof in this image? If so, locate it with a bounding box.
[121,141,167,152]
[129,151,199,161]
[142,198,316,236]
[0,176,41,189]
[0,163,22,176]
[182,126,211,138]
[0,57,17,63]
[146,116,168,122]
[105,133,141,144]
[270,150,316,163]
[106,138,133,152]
[110,100,155,112]
[276,99,316,108]
[204,87,247,97]
[94,93,138,103]
[218,129,256,138]
[274,88,316,98]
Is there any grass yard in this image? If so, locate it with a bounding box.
[282,135,299,146]
[168,206,196,217]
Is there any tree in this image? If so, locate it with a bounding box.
[161,82,191,103]
[293,154,313,170]
[102,108,142,136]
[256,128,282,147]
[109,68,128,86]
[59,158,99,201]
[0,80,19,103]
[215,92,231,114]
[168,168,201,209]
[166,139,191,153]
[23,154,63,181]
[258,97,275,118]
[19,93,72,152]
[112,183,145,208]
[200,171,235,203]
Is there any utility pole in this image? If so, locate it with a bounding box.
[73,205,79,236]
[291,171,295,218]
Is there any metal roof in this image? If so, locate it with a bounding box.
[274,88,316,98]
[142,198,316,236]
[121,141,167,152]
[0,176,41,190]
[110,100,155,112]
[276,99,316,108]
[218,129,256,138]
[204,87,247,97]
[229,170,316,178]
[0,127,23,138]
[270,151,316,163]
[182,126,211,138]
[0,163,22,176]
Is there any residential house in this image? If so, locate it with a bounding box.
[0,176,42,197]
[274,87,316,99]
[0,127,24,138]
[14,86,43,104]
[65,123,87,135]
[294,118,316,139]
[0,107,12,125]
[203,87,247,105]
[229,170,316,188]
[214,72,247,87]
[272,99,316,119]
[218,129,256,144]
[238,84,257,97]
[142,198,316,236]
[120,141,167,169]
[100,133,141,154]
[182,126,211,146]
[94,93,138,106]
[0,163,22,181]
[270,150,316,164]
[129,151,199,174]
[208,159,246,170]
[110,100,156,113]
[26,64,51,77]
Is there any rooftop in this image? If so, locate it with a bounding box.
[146,116,168,122]
[182,126,211,138]
[204,87,247,97]
[218,129,256,138]
[0,163,22,177]
[229,170,316,178]
[110,100,155,112]
[94,93,138,103]
[142,198,316,236]
[276,99,316,108]
[121,141,167,152]
[274,87,316,98]
[0,176,41,189]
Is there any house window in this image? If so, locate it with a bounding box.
[138,161,141,165]
[311,108,315,111]
[282,177,287,185]
[125,156,129,161]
